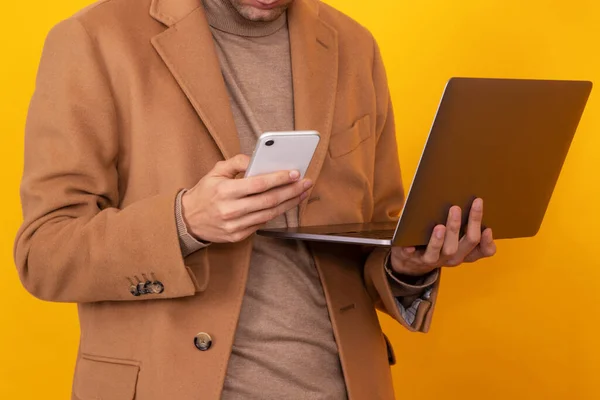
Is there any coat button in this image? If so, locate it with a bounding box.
[129,284,140,297]
[137,282,148,295]
[194,332,213,351]
[150,280,164,294]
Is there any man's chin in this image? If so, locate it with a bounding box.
[237,5,287,22]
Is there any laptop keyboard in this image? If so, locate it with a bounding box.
[337,229,395,239]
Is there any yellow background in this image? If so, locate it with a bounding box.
[1,0,599,399]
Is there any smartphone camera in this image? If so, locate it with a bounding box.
[265,140,275,147]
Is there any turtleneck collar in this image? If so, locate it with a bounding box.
[202,0,287,37]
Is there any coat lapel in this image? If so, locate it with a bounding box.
[149,0,339,201]
[288,1,339,221]
[150,0,240,159]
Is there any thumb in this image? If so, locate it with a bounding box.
[212,154,250,178]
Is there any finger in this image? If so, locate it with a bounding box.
[402,246,417,257]
[390,246,416,263]
[421,225,446,265]
[227,170,304,198]
[480,228,496,257]
[455,198,484,259]
[227,192,306,230]
[464,228,496,262]
[223,223,264,243]
[216,180,309,221]
[212,154,251,178]
[237,179,311,215]
[390,247,432,276]
[441,206,461,259]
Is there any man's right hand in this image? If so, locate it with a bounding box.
[181,154,313,243]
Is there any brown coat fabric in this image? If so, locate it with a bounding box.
[14,0,440,399]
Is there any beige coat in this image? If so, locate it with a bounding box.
[14,0,440,398]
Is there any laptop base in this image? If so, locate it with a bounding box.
[257,222,396,247]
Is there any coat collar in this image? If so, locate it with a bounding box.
[150,0,338,215]
[149,0,202,27]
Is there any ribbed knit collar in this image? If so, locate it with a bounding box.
[203,0,287,37]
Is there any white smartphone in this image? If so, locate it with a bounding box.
[244,131,321,178]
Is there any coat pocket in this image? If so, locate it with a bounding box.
[328,114,372,158]
[73,353,140,400]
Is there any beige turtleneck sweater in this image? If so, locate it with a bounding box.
[202,1,348,399]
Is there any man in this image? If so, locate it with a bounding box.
[14,0,496,398]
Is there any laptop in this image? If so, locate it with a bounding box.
[258,77,592,247]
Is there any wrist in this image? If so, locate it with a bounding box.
[390,271,424,285]
[180,191,210,244]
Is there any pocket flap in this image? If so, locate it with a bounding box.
[329,114,372,158]
[73,354,140,400]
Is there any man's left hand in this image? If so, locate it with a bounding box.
[390,198,497,277]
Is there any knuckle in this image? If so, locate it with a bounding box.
[432,240,444,251]
[268,208,279,220]
[280,170,294,181]
[449,222,461,234]
[231,154,246,168]
[483,246,497,257]
[422,254,438,265]
[446,227,458,236]
[274,172,287,184]
[294,183,306,196]
[216,204,230,220]
[445,259,461,267]
[251,179,268,194]
[225,235,238,244]
[222,222,238,235]
[224,235,235,244]
[470,212,483,223]
[236,204,249,218]
[221,207,238,221]
[214,160,227,171]
[441,247,457,258]
[214,202,230,218]
[230,232,245,243]
[263,194,279,209]
[468,233,481,245]
[255,211,272,225]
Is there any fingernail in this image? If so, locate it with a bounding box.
[301,192,309,200]
[289,170,300,180]
[435,229,444,239]
[303,180,313,189]
[473,198,483,210]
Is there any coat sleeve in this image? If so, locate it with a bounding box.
[362,36,440,333]
[13,18,206,303]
